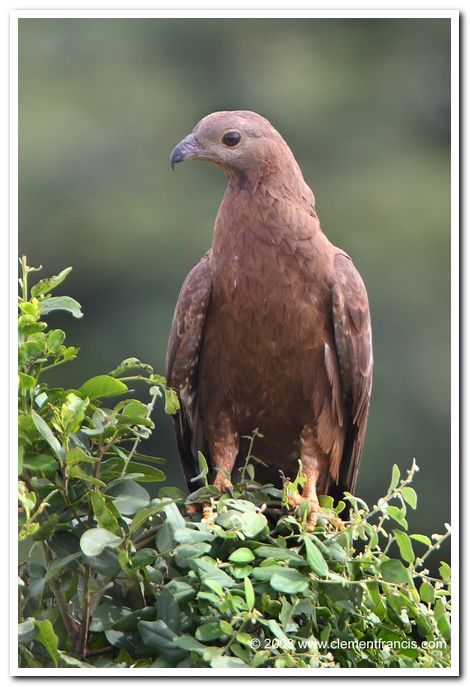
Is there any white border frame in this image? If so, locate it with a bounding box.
[10,8,459,678]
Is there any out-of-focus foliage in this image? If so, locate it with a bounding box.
[18,19,451,559]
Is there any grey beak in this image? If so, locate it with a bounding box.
[170,133,203,170]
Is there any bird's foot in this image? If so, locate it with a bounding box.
[201,474,234,522]
[185,499,218,523]
[202,501,216,523]
[287,493,344,532]
[186,475,234,523]
[213,473,234,493]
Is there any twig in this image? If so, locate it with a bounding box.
[414,529,451,572]
[133,524,164,550]
[83,645,115,658]
[40,542,80,646]
[76,565,91,656]
[120,390,159,476]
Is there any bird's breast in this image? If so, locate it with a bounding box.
[199,222,333,436]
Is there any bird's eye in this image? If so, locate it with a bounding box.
[222,131,241,147]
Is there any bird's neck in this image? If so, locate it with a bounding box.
[212,166,322,271]
[225,152,312,203]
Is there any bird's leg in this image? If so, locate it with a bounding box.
[203,413,239,522]
[288,425,336,532]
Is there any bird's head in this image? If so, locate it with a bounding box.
[170,110,302,188]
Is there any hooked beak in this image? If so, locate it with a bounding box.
[170,133,205,170]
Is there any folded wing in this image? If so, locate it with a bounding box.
[330,252,373,495]
[166,251,212,487]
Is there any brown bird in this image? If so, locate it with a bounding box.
[167,110,372,528]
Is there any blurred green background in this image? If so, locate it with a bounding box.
[18,18,451,553]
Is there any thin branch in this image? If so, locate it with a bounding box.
[40,542,80,646]
[75,565,91,656]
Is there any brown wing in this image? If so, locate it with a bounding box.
[166,251,212,487]
[330,252,373,496]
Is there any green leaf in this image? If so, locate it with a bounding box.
[229,547,255,563]
[156,588,181,633]
[31,410,64,460]
[174,542,212,567]
[270,569,309,594]
[163,387,180,414]
[393,530,415,563]
[190,451,209,484]
[380,559,412,586]
[319,494,335,510]
[155,501,187,550]
[44,552,82,581]
[18,480,36,518]
[419,581,435,603]
[173,527,215,545]
[31,267,73,297]
[386,505,408,530]
[196,622,222,642]
[61,392,87,434]
[79,375,128,399]
[18,341,43,366]
[107,480,150,515]
[304,537,329,577]
[439,561,451,581]
[108,357,154,377]
[172,635,207,654]
[19,372,35,390]
[255,545,304,564]
[132,548,157,568]
[401,486,417,510]
[410,534,432,547]
[22,453,58,474]
[389,464,401,492]
[65,447,95,466]
[437,613,451,642]
[19,646,43,668]
[219,620,233,635]
[121,399,149,419]
[80,528,123,557]
[210,656,247,668]
[138,619,183,654]
[259,617,290,641]
[119,462,165,483]
[83,548,120,576]
[33,619,60,667]
[58,653,93,668]
[101,456,165,483]
[244,576,255,611]
[68,465,106,488]
[18,618,37,644]
[189,558,236,588]
[129,501,168,536]
[39,295,83,318]
[90,491,121,535]
[252,565,286,582]
[237,511,268,538]
[236,632,252,646]
[31,513,60,542]
[113,606,158,632]
[47,329,65,354]
[434,598,446,621]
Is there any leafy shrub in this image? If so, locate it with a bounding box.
[18,259,451,669]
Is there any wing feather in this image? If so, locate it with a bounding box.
[166,251,212,487]
[330,252,373,494]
